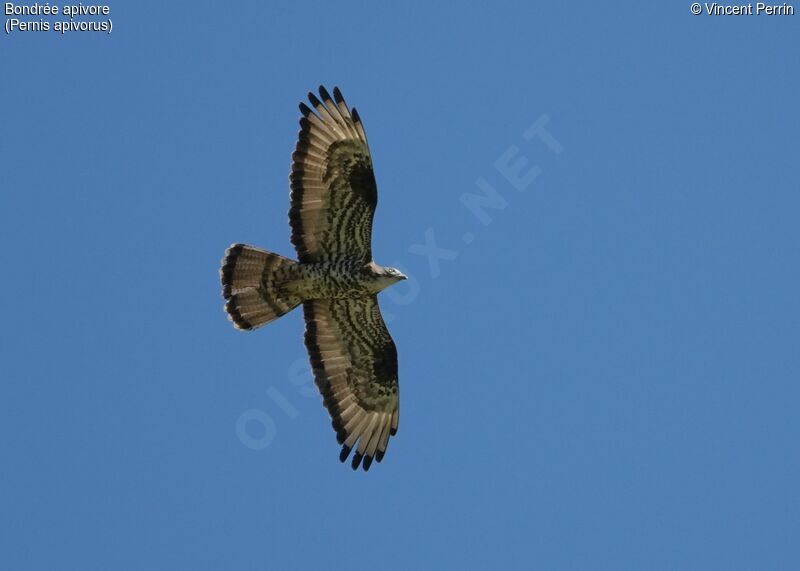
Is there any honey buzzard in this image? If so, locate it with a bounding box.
[220,87,405,471]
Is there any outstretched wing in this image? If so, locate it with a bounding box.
[289,86,377,263]
[304,296,399,471]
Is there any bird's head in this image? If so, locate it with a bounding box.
[368,263,407,292]
[382,266,407,282]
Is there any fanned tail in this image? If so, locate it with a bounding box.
[220,244,303,330]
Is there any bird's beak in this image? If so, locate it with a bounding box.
[398,273,407,281]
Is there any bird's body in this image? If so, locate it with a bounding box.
[290,260,402,300]
[220,87,405,471]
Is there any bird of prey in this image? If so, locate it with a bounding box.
[220,86,405,471]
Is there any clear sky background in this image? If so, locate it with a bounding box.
[2,2,798,569]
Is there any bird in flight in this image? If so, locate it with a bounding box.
[220,86,405,471]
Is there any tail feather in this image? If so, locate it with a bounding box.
[220,244,303,330]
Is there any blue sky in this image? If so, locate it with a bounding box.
[2,2,798,569]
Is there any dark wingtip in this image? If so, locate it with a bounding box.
[336,429,347,445]
[308,91,322,108]
[319,85,332,102]
[332,86,344,104]
[351,452,363,470]
[363,455,373,471]
[339,445,351,463]
[298,102,313,117]
[390,427,397,436]
[352,107,361,123]
[375,450,385,463]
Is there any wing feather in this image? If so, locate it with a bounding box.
[304,296,399,471]
[290,86,377,263]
